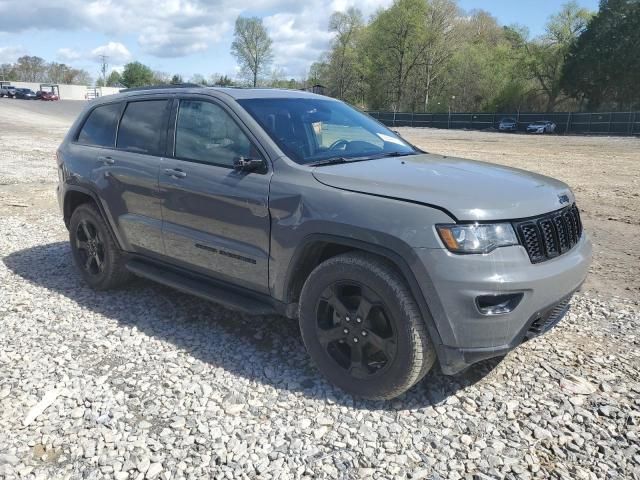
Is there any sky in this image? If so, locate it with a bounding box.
[0,0,599,83]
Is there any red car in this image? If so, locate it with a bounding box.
[36,91,59,101]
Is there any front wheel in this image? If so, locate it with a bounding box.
[299,252,436,400]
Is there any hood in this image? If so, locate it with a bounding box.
[312,153,574,221]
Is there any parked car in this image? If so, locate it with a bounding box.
[14,88,38,100]
[37,90,59,101]
[498,117,518,132]
[527,120,556,134]
[0,85,18,98]
[56,86,591,399]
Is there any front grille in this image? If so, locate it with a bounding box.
[513,204,583,263]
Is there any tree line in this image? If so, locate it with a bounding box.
[2,0,636,113]
[309,0,639,113]
[0,56,92,85]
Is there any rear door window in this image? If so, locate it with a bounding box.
[77,103,122,148]
[116,100,169,155]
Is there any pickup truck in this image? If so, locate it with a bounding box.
[0,85,18,98]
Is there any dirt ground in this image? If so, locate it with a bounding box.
[398,127,640,301]
[0,99,638,301]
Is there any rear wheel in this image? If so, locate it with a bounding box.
[69,203,132,290]
[299,252,436,400]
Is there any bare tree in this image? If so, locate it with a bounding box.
[421,0,459,111]
[231,17,273,87]
[13,56,47,82]
[327,8,364,101]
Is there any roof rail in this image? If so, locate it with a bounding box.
[119,83,204,93]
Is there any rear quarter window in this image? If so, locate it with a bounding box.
[77,103,122,148]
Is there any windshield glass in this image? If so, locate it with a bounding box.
[237,98,416,165]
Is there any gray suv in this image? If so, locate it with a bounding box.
[56,86,591,399]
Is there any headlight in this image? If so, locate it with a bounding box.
[436,223,519,254]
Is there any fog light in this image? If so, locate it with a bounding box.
[476,293,523,315]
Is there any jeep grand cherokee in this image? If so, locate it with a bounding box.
[56,86,591,399]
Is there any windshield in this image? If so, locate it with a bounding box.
[237,98,416,165]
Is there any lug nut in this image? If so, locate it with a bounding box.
[345,316,350,322]
[353,337,359,343]
[343,328,349,334]
[356,317,362,323]
[361,331,367,336]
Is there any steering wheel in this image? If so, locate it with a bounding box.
[328,139,349,151]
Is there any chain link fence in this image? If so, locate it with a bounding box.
[367,111,640,135]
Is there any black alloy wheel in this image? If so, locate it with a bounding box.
[299,252,435,400]
[69,203,132,290]
[316,282,397,379]
[75,219,106,276]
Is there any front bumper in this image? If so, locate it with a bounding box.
[413,233,591,374]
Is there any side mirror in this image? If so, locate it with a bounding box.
[233,157,264,172]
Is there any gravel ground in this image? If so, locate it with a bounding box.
[0,101,639,480]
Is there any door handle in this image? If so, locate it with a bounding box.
[164,168,187,178]
[98,156,114,165]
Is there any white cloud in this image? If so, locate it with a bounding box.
[262,0,391,77]
[90,42,132,64]
[0,45,28,64]
[264,11,333,78]
[0,0,393,76]
[56,47,82,62]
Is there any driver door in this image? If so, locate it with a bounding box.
[159,98,272,294]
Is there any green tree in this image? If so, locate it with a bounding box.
[120,61,155,88]
[231,16,273,87]
[561,0,640,110]
[211,74,234,86]
[436,12,531,112]
[365,0,428,111]
[307,61,330,87]
[524,1,592,110]
[106,70,122,87]
[170,74,183,84]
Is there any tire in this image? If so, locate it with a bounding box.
[69,203,132,290]
[299,252,436,400]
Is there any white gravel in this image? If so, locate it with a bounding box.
[0,100,639,480]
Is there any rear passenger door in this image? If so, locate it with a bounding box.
[86,98,170,257]
[159,97,271,294]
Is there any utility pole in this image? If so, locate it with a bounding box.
[98,55,109,86]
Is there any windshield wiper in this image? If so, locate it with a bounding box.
[308,151,417,167]
[307,157,350,167]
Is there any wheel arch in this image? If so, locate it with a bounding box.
[63,186,126,250]
[283,234,445,350]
